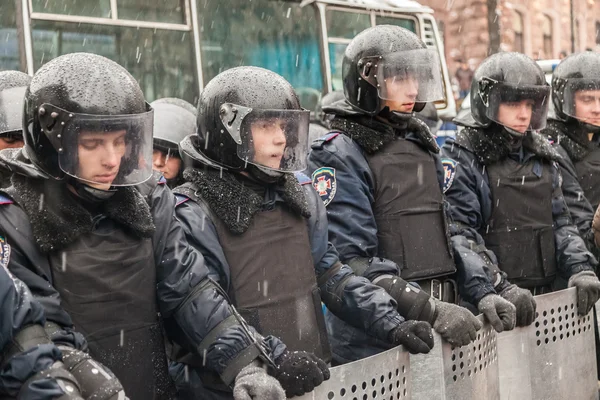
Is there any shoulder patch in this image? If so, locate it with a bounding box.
[175,194,190,207]
[0,235,11,273]
[442,158,458,194]
[294,172,312,185]
[323,132,340,142]
[311,167,337,206]
[0,194,13,205]
[311,132,341,150]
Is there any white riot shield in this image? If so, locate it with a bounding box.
[295,343,411,400]
[411,315,500,400]
[498,287,597,400]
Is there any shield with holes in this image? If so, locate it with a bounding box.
[497,287,597,400]
[294,342,411,400]
[410,314,500,400]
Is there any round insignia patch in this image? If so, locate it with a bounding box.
[311,167,337,206]
[442,158,458,194]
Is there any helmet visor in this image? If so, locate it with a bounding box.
[219,103,310,172]
[481,80,551,131]
[359,49,444,104]
[39,103,154,186]
[562,78,600,125]
[0,86,26,136]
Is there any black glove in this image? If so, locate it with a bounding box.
[388,321,434,354]
[568,271,600,315]
[274,351,330,398]
[499,284,536,326]
[477,294,516,332]
[432,300,482,347]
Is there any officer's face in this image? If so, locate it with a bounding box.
[496,100,535,133]
[77,129,127,190]
[152,148,182,180]
[250,118,287,169]
[574,90,600,127]
[382,75,419,113]
[0,136,24,150]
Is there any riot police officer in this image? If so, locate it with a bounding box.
[0,71,30,187]
[0,53,290,400]
[541,52,600,254]
[172,66,436,398]
[306,25,518,365]
[308,91,345,143]
[151,98,195,188]
[0,245,85,399]
[442,52,600,317]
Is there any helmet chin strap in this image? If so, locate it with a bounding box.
[378,107,413,127]
[502,126,527,138]
[578,120,600,135]
[247,164,285,184]
[69,177,117,202]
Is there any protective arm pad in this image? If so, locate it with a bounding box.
[1,324,50,368]
[57,346,126,400]
[375,275,436,324]
[19,361,83,400]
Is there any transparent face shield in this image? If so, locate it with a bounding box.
[38,103,154,186]
[358,48,445,105]
[0,86,26,136]
[219,103,310,172]
[562,79,600,126]
[478,78,551,131]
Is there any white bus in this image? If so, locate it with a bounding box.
[0,0,454,117]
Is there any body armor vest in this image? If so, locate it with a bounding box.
[49,220,174,400]
[365,136,455,280]
[574,147,600,210]
[183,187,331,362]
[483,158,557,287]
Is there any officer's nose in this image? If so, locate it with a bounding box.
[273,128,286,146]
[153,150,166,168]
[405,78,419,101]
[102,147,121,169]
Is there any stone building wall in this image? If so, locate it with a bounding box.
[420,0,600,74]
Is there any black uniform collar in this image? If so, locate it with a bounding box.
[5,174,155,253]
[543,119,595,162]
[329,115,439,155]
[459,126,561,166]
[181,167,311,235]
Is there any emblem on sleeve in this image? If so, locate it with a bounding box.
[311,167,337,206]
[442,158,458,194]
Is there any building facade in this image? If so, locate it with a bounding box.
[423,0,600,73]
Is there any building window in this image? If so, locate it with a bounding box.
[543,15,553,59]
[513,11,524,53]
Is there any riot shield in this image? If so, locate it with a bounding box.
[294,342,411,400]
[497,287,597,400]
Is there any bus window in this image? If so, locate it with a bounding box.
[198,0,323,110]
[31,21,197,104]
[375,16,416,32]
[326,9,370,91]
[0,0,22,71]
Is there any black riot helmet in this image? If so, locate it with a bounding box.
[342,25,444,115]
[23,53,154,186]
[151,98,196,153]
[315,91,345,127]
[0,71,31,139]
[187,66,310,174]
[470,52,550,132]
[552,52,600,126]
